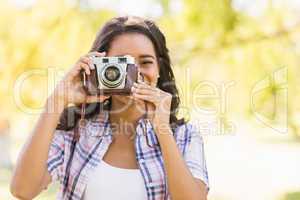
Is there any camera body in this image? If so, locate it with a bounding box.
[82,55,138,95]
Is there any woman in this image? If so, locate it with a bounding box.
[10,16,209,200]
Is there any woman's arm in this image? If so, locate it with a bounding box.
[155,127,208,200]
[10,97,65,199]
[132,82,209,200]
[10,51,108,199]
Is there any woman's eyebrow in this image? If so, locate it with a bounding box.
[111,54,155,59]
[139,54,155,59]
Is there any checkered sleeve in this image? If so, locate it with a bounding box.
[47,130,65,182]
[184,123,210,191]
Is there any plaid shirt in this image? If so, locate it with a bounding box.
[47,111,209,200]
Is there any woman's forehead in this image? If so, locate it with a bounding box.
[107,33,156,58]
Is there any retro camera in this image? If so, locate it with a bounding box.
[82,55,138,95]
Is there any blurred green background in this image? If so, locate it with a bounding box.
[0,0,299,199]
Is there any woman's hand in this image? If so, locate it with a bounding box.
[131,81,172,132]
[51,51,110,109]
[10,53,112,199]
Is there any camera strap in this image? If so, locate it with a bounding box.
[139,74,156,148]
[74,101,86,142]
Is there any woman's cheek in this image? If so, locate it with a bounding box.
[139,68,159,85]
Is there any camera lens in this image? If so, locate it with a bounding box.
[99,64,124,88]
[104,66,120,82]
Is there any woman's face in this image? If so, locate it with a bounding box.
[107,33,160,105]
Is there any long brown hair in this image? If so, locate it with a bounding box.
[56,16,184,132]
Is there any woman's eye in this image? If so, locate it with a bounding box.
[141,61,153,65]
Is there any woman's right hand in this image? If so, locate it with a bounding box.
[51,51,110,109]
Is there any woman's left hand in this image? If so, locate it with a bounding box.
[131,81,172,132]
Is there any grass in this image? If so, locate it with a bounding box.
[280,191,300,200]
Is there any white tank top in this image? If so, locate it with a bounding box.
[83,160,148,200]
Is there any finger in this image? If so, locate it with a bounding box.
[86,95,110,103]
[132,85,158,96]
[132,93,156,104]
[133,82,157,91]
[80,56,94,70]
[88,51,106,57]
[99,95,110,102]
[67,62,90,79]
[78,62,91,75]
[137,71,145,83]
[86,52,106,70]
[85,96,98,103]
[140,80,158,89]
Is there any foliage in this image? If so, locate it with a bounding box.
[0,0,298,133]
